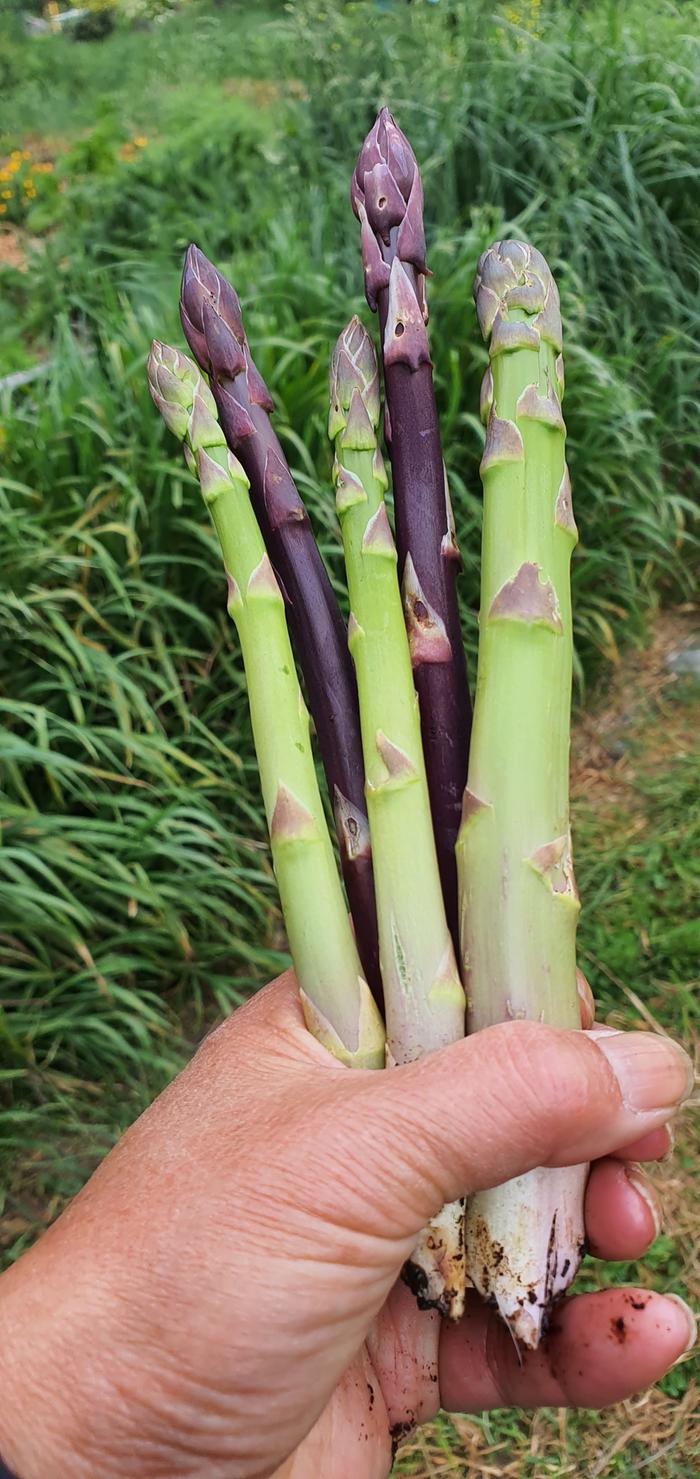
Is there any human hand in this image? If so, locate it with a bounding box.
[0,971,694,1479]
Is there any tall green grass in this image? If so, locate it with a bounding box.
[1,0,698,1232]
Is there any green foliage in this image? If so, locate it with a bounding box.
[117,0,186,21]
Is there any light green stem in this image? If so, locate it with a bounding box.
[148,342,385,1071]
[330,319,464,1065]
[457,242,585,1346]
[330,319,465,1318]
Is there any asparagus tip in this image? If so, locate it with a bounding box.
[473,240,562,353]
[351,107,428,311]
[329,319,380,434]
[351,106,419,230]
[180,245,275,417]
[147,340,214,439]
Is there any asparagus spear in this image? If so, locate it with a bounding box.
[351,108,472,947]
[456,241,585,1347]
[147,341,385,1071]
[330,317,466,1317]
[179,246,382,1006]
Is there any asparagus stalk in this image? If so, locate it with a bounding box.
[456,241,586,1347]
[147,341,385,1071]
[179,246,382,1006]
[351,109,472,947]
[330,317,466,1317]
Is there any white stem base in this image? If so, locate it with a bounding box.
[403,1199,466,1321]
[465,1164,588,1347]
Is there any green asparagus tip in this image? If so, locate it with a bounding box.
[473,240,562,354]
[147,341,249,498]
[328,318,380,439]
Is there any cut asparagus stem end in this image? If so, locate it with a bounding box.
[402,1200,466,1322]
[466,1165,587,1348]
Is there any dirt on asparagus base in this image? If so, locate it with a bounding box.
[402,1200,466,1322]
[466,1165,589,1346]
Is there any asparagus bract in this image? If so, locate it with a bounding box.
[179,246,381,1005]
[330,318,466,1317]
[351,109,472,946]
[456,242,585,1346]
[148,342,385,1071]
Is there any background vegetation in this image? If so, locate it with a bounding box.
[1,1,698,1474]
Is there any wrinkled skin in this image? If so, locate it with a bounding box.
[0,972,694,1479]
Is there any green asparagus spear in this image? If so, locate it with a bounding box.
[148,342,385,1072]
[456,242,585,1346]
[330,318,466,1317]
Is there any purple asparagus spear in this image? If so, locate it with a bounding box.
[351,109,472,947]
[180,245,381,1005]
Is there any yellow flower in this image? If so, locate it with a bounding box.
[8,160,20,174]
[133,136,147,149]
[0,204,6,215]
[1,190,11,200]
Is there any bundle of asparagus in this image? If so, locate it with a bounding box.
[148,112,584,1346]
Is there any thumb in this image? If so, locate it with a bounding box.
[339,1021,693,1236]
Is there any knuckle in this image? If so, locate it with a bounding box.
[468,1021,593,1151]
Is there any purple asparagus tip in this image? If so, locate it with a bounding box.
[179,244,274,414]
[350,108,428,312]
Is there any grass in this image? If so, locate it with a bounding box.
[0,0,698,1472]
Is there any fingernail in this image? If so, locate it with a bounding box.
[592,1031,694,1112]
[664,1293,698,1359]
[624,1166,663,1238]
